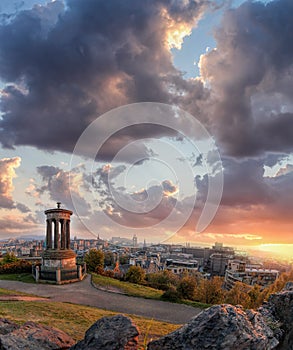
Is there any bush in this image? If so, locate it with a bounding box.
[1,252,18,265]
[177,276,197,300]
[125,266,145,284]
[0,260,32,274]
[146,270,179,291]
[161,285,181,302]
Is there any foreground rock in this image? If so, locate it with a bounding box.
[147,304,278,350]
[260,282,293,350]
[0,320,75,350]
[70,314,139,350]
[0,319,18,335]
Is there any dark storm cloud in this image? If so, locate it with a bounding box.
[16,202,31,213]
[0,0,207,156]
[200,0,293,157]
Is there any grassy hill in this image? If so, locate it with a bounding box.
[0,288,180,349]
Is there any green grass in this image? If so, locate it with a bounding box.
[179,299,210,309]
[92,273,164,300]
[0,288,34,296]
[0,292,180,349]
[0,273,35,283]
[92,274,209,309]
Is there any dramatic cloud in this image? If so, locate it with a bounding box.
[199,0,293,156]
[15,202,31,213]
[185,155,293,244]
[36,165,90,216]
[86,164,179,229]
[0,0,292,246]
[0,0,207,157]
[0,157,21,208]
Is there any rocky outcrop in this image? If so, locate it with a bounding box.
[0,319,18,335]
[259,282,293,350]
[147,304,278,350]
[69,314,139,350]
[0,320,75,350]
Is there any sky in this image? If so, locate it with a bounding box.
[0,0,292,257]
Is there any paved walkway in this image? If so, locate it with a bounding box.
[0,276,202,324]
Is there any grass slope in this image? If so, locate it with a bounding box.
[92,273,210,309]
[0,293,179,349]
[0,273,35,283]
[92,273,164,299]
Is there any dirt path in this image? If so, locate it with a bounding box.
[0,295,48,301]
[0,276,202,324]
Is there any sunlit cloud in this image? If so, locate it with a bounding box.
[0,157,21,209]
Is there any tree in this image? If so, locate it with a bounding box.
[248,284,262,309]
[161,285,181,302]
[225,281,251,308]
[194,276,226,304]
[146,270,179,290]
[84,249,104,272]
[125,265,145,284]
[104,251,115,266]
[119,254,129,265]
[1,252,18,264]
[177,275,197,300]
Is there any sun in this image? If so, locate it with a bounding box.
[258,244,293,260]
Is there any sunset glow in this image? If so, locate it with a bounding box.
[0,0,292,253]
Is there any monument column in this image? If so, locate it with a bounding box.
[54,219,61,249]
[61,220,66,249]
[66,220,70,249]
[46,219,52,249]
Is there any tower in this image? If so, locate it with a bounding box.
[133,234,138,248]
[33,202,86,284]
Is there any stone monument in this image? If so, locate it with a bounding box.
[33,202,86,284]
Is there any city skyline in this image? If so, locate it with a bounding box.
[0,0,292,259]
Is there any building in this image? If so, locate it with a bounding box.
[166,259,198,275]
[32,202,86,284]
[210,253,231,276]
[225,259,279,290]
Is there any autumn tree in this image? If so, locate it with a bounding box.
[84,249,104,272]
[177,275,197,300]
[194,276,226,304]
[258,270,293,305]
[225,281,251,308]
[247,283,262,308]
[125,265,145,284]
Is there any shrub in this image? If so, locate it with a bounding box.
[146,270,179,291]
[161,285,181,302]
[177,276,197,300]
[1,252,18,265]
[0,260,32,274]
[125,265,145,284]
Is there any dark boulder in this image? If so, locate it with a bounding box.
[70,314,139,350]
[148,304,279,350]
